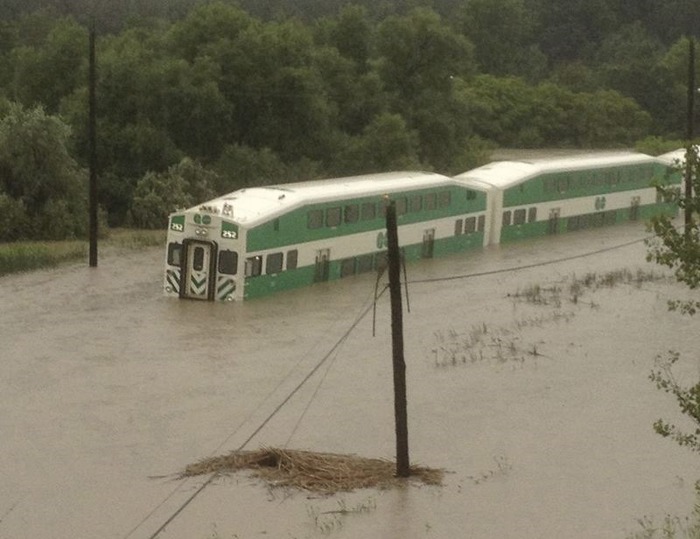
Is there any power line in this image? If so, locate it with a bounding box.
[407,235,650,285]
[138,292,381,539]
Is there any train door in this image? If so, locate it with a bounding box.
[180,239,217,301]
[314,249,330,282]
[422,228,435,258]
[630,196,641,221]
[547,208,560,235]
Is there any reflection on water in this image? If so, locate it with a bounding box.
[1,222,699,539]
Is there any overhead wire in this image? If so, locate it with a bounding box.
[406,235,651,285]
[133,288,385,539]
[121,311,349,539]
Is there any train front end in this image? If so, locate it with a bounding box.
[163,202,243,302]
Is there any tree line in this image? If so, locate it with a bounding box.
[0,0,698,239]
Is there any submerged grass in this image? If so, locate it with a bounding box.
[0,241,87,276]
[0,228,166,276]
[511,268,668,306]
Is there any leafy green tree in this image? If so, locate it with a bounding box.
[650,351,700,453]
[8,17,87,113]
[166,2,253,63]
[314,5,373,70]
[375,9,477,171]
[594,22,677,135]
[659,37,700,139]
[459,74,651,148]
[646,146,700,455]
[334,112,422,175]
[376,8,475,98]
[0,192,28,241]
[458,0,546,80]
[529,0,621,63]
[569,90,652,147]
[129,157,217,229]
[214,144,321,193]
[647,146,700,305]
[0,103,88,240]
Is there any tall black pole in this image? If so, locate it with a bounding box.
[685,37,695,234]
[385,201,410,478]
[88,23,98,267]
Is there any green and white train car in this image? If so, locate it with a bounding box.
[453,152,680,245]
[164,171,490,301]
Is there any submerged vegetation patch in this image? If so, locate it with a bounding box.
[182,447,443,493]
[510,268,668,306]
[0,228,166,276]
[0,241,87,276]
[431,268,668,369]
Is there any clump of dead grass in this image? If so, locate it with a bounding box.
[181,447,443,493]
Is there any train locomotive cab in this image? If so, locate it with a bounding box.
[164,203,242,302]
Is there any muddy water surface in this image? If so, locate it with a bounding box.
[1,223,699,539]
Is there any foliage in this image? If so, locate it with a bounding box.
[647,146,700,293]
[129,157,217,229]
[628,485,700,539]
[649,352,700,453]
[0,103,88,240]
[647,145,700,460]
[636,136,687,157]
[0,240,86,275]
[0,2,697,231]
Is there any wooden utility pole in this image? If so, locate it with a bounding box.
[385,200,410,477]
[88,23,98,267]
[685,37,696,234]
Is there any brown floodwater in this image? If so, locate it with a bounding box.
[0,221,699,539]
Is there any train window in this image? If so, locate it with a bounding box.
[477,215,485,232]
[528,207,537,223]
[218,250,238,275]
[345,204,359,223]
[266,252,283,274]
[438,191,451,208]
[357,254,374,273]
[286,249,298,270]
[513,209,526,225]
[245,256,262,277]
[409,195,422,212]
[307,209,323,229]
[466,190,476,200]
[502,211,512,227]
[465,217,476,234]
[326,207,341,227]
[557,178,568,192]
[454,219,463,235]
[167,242,182,267]
[340,258,356,278]
[395,197,407,215]
[273,218,280,231]
[192,246,205,271]
[424,193,437,210]
[361,202,376,220]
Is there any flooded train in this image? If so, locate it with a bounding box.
[164,152,680,301]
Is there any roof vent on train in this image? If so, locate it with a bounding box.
[199,204,219,214]
[222,202,233,218]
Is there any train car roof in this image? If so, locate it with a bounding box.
[453,152,658,189]
[657,147,695,167]
[183,171,467,226]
